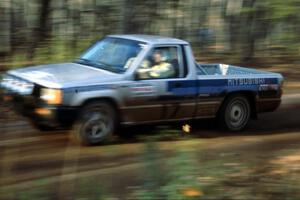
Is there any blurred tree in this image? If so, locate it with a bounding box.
[170,0,180,37]
[224,0,271,62]
[0,0,11,59]
[241,0,257,62]
[267,0,300,56]
[1,0,300,68]
[121,0,160,34]
[28,0,52,60]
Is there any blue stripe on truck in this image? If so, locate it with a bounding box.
[168,78,279,96]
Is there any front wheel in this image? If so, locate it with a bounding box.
[72,101,117,146]
[218,95,251,131]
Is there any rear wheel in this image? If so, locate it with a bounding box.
[218,95,251,131]
[72,101,117,146]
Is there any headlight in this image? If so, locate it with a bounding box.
[40,88,62,104]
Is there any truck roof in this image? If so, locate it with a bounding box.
[108,34,189,45]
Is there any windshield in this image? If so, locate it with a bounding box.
[76,37,144,73]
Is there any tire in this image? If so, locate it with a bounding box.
[72,101,117,146]
[218,95,251,131]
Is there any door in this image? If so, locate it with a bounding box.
[121,45,197,124]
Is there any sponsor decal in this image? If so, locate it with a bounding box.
[228,78,265,86]
[258,84,279,91]
[129,83,156,97]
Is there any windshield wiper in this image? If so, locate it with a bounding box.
[75,58,124,73]
[95,61,124,73]
[75,58,94,65]
[75,58,111,71]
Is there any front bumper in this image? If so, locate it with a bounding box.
[1,90,77,127]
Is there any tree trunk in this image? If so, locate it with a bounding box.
[28,0,52,60]
[242,0,257,62]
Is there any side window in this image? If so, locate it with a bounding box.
[136,46,182,79]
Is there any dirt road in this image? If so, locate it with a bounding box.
[0,94,300,199]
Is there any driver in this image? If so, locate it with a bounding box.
[138,50,175,79]
[149,50,175,78]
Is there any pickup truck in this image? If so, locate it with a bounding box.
[0,35,283,145]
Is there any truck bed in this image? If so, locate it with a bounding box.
[194,63,283,113]
[197,63,272,76]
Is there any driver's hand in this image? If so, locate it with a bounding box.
[140,60,150,69]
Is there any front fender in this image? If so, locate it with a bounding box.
[63,88,123,108]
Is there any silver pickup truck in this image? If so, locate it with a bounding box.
[0,35,283,145]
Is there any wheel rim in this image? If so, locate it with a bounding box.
[227,99,249,129]
[82,109,112,140]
